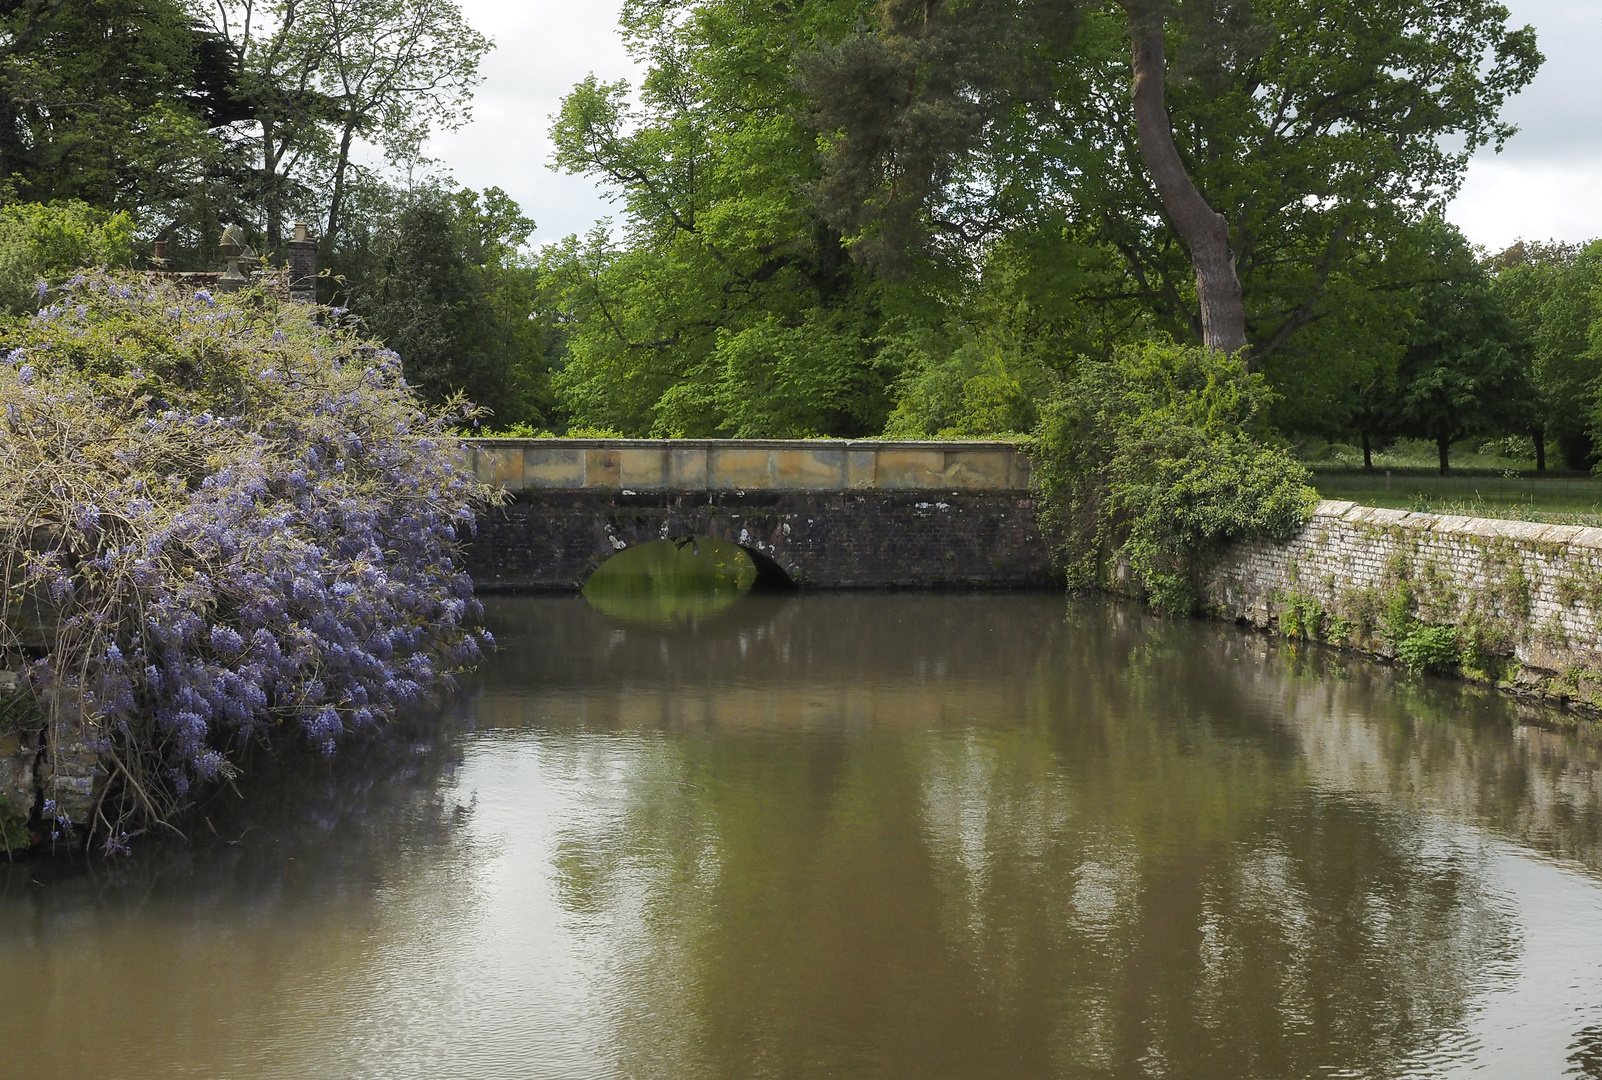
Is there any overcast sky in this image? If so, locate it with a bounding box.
[424,0,1602,253]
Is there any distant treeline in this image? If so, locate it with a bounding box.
[7,0,1598,473]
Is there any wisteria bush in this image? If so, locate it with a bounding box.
[0,272,499,847]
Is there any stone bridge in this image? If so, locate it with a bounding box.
[462,439,1054,590]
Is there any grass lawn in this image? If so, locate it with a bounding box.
[1312,470,1602,525]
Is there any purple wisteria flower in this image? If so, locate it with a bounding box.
[0,271,501,847]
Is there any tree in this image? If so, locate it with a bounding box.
[0,0,235,216]
[197,0,489,248]
[315,0,490,244]
[1490,240,1602,470]
[1115,0,1245,354]
[803,0,1540,376]
[545,1,898,438]
[1394,222,1536,475]
[344,184,556,427]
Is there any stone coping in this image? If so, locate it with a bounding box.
[463,438,1032,493]
[465,437,1023,450]
[1313,499,1602,549]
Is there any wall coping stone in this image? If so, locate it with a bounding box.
[1311,500,1602,549]
[462,438,1033,493]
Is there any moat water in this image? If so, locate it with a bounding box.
[5,578,1602,1077]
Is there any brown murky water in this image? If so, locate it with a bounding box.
[5,592,1602,1078]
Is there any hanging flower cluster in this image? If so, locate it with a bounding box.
[0,272,500,845]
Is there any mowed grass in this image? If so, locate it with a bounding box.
[1313,471,1602,526]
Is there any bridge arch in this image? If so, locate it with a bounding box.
[580,535,798,591]
[462,440,1054,591]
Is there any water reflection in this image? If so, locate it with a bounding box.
[581,537,760,627]
[4,595,1602,1078]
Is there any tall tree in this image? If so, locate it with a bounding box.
[197,0,489,248]
[1490,240,1602,470]
[1394,221,1535,475]
[0,0,235,215]
[1115,0,1245,354]
[545,0,897,438]
[316,0,489,244]
[345,184,556,426]
[803,0,1540,375]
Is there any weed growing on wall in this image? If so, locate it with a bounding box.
[0,273,500,848]
[1394,624,1462,674]
[1033,341,1318,612]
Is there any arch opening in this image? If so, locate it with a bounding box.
[583,537,785,626]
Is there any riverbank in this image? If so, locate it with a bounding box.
[1202,499,1602,718]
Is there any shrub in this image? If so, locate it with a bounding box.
[1395,624,1461,674]
[0,201,135,314]
[1032,340,1318,612]
[0,272,498,847]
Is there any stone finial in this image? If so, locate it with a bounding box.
[217,224,251,293]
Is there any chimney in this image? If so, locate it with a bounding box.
[287,221,317,303]
[152,240,168,269]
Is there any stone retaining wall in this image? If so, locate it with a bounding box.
[1204,500,1602,700]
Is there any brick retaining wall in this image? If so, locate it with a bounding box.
[1204,500,1602,700]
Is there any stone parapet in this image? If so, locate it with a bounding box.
[463,439,1031,494]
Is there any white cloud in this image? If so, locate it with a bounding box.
[1449,158,1602,252]
[421,0,637,246]
[1447,0,1602,248]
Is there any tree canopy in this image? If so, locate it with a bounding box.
[5,0,1591,470]
[534,0,1544,446]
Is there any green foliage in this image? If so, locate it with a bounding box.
[802,0,1540,421]
[541,2,898,438]
[478,423,626,438]
[882,334,1048,438]
[0,0,225,218]
[1395,624,1461,675]
[1392,221,1538,473]
[0,202,136,314]
[1277,590,1326,641]
[344,185,557,428]
[1033,340,1319,612]
[1489,240,1602,469]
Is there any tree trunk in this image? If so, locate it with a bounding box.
[1121,4,1248,357]
[1361,430,1373,471]
[1437,435,1451,476]
[1533,427,1546,472]
[261,116,282,250]
[326,122,356,245]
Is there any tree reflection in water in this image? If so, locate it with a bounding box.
[518,596,1545,1078]
[4,593,1602,1078]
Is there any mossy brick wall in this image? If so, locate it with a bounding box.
[1204,500,1602,679]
